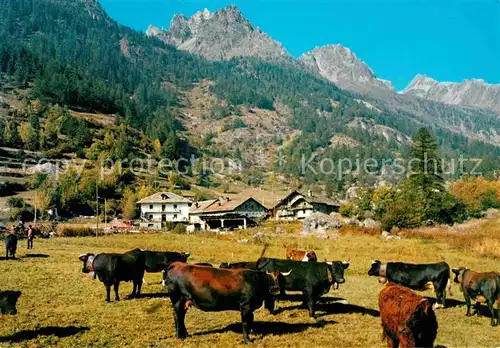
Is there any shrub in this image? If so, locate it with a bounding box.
[7,197,28,208]
[339,201,359,217]
[450,177,500,217]
[172,223,186,234]
[56,225,95,237]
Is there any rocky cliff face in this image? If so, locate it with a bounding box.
[402,75,500,114]
[300,45,394,93]
[147,5,293,63]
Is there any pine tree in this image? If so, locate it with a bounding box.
[408,128,444,193]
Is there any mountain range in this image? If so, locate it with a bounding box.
[1,0,499,182]
[148,6,499,115]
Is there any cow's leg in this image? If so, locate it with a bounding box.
[265,295,276,315]
[240,309,254,344]
[136,279,143,298]
[484,299,496,326]
[304,289,316,318]
[5,246,8,259]
[105,284,111,302]
[114,282,120,301]
[173,298,188,339]
[473,301,481,316]
[465,294,472,316]
[434,282,446,308]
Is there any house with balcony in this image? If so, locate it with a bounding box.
[137,192,192,229]
[272,190,340,221]
[189,196,268,231]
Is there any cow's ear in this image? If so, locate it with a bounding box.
[184,252,191,258]
[342,259,350,269]
[451,268,459,274]
[78,254,88,262]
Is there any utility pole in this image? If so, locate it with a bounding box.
[34,191,37,227]
[96,182,99,237]
[104,198,107,227]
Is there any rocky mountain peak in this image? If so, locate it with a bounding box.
[147,5,293,63]
[403,75,500,114]
[300,44,394,93]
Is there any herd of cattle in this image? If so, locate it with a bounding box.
[2,243,500,346]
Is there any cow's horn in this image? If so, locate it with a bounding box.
[78,254,88,261]
[326,261,332,265]
[280,270,292,276]
[343,258,351,264]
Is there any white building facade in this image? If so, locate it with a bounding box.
[137,192,192,229]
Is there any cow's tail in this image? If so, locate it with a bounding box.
[256,244,269,269]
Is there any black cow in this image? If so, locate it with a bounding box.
[368,260,452,309]
[126,249,190,285]
[219,261,258,269]
[79,249,145,302]
[165,262,281,343]
[0,290,21,314]
[5,234,17,259]
[257,257,350,318]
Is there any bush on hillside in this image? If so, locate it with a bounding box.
[450,177,500,218]
[56,225,95,237]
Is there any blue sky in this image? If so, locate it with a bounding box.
[100,0,500,90]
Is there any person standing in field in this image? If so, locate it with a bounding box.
[27,225,34,249]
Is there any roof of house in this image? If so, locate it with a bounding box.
[273,190,339,209]
[190,197,267,215]
[137,192,193,205]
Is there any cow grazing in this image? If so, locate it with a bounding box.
[452,267,500,326]
[286,248,317,262]
[0,290,22,315]
[257,257,349,318]
[79,249,145,302]
[5,234,17,259]
[379,283,438,348]
[165,262,281,343]
[219,261,258,269]
[368,260,452,309]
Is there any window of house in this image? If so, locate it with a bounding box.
[162,205,165,211]
[173,204,178,209]
[173,214,178,220]
[149,215,153,220]
[149,204,153,210]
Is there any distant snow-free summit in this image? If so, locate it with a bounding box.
[146,5,293,63]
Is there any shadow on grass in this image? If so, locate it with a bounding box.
[193,320,337,337]
[0,326,90,343]
[140,292,170,299]
[23,254,50,258]
[317,302,379,317]
[0,257,21,261]
[278,293,344,303]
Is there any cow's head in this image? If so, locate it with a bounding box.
[368,260,382,276]
[305,250,317,262]
[181,252,191,262]
[0,290,22,315]
[327,259,350,290]
[219,262,230,269]
[265,270,282,296]
[451,267,467,284]
[79,253,96,277]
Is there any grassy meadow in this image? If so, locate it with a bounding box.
[1,221,500,347]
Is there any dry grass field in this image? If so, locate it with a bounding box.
[1,221,500,347]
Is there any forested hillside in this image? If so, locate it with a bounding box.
[1,0,499,186]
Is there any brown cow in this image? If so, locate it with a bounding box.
[285,248,317,262]
[165,262,282,343]
[379,283,438,348]
[452,267,500,326]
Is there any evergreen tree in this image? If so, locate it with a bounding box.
[408,128,444,193]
